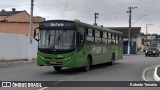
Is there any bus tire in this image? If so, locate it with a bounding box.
[54,66,62,71]
[84,57,91,71]
[109,54,115,65]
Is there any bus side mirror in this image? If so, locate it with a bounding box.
[34,27,39,41]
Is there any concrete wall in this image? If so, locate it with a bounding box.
[136,36,143,50]
[0,33,38,60]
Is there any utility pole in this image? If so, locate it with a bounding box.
[94,13,99,26]
[28,0,34,61]
[126,6,137,54]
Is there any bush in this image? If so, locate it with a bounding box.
[157,66,160,77]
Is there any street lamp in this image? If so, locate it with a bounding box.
[94,13,99,26]
[130,14,147,46]
[146,24,154,46]
[132,14,147,26]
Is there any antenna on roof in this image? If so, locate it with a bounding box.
[12,8,16,12]
[2,9,5,12]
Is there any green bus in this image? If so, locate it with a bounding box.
[34,20,123,71]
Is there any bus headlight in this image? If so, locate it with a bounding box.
[64,57,71,60]
[39,55,45,59]
[64,58,67,60]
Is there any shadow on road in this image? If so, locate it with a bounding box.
[41,62,121,75]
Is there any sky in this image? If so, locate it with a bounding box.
[0,0,160,34]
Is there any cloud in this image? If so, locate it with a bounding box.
[0,0,160,34]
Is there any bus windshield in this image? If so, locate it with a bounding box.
[38,30,75,51]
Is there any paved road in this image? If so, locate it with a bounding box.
[0,55,160,90]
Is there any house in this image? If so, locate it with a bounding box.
[107,27,141,54]
[0,8,45,35]
[0,8,45,60]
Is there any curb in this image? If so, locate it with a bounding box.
[142,66,155,81]
[142,67,149,81]
[154,65,160,81]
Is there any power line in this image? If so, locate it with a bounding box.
[132,14,147,26]
[0,4,30,9]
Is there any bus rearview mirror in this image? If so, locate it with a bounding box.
[34,27,39,41]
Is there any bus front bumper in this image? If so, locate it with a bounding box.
[37,54,77,68]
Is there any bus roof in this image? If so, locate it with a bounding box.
[74,20,123,35]
[40,20,123,35]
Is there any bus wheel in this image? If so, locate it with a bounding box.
[84,57,91,71]
[109,54,115,65]
[54,66,62,71]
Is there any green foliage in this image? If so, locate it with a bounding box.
[157,66,160,77]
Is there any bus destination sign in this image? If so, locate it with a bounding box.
[50,23,64,26]
[41,21,75,27]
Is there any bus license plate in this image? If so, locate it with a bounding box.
[50,61,57,64]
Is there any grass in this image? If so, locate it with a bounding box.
[157,66,160,77]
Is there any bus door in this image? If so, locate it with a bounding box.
[77,27,85,50]
[76,27,86,66]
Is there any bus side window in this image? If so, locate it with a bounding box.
[86,28,88,35]
[112,34,116,45]
[86,28,94,43]
[115,34,118,45]
[100,31,103,44]
[102,32,107,44]
[95,30,101,44]
[118,35,122,45]
[106,32,108,44]
[117,35,120,45]
[108,32,111,44]
[88,28,92,36]
[121,35,123,45]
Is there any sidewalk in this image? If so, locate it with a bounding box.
[0,59,35,65]
[136,51,145,55]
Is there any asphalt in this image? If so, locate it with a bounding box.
[0,55,159,82]
[136,51,159,81]
[0,55,160,90]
